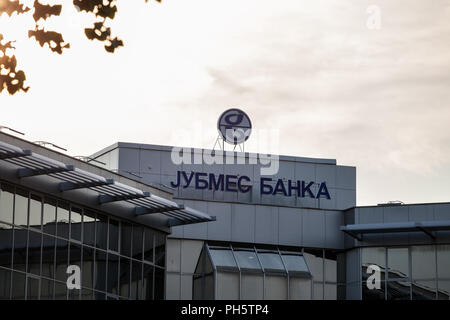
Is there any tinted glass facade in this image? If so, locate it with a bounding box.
[192,243,343,300]
[362,245,450,300]
[0,180,166,300]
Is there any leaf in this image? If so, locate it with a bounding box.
[0,33,29,95]
[0,0,30,16]
[104,37,123,53]
[84,22,110,41]
[28,28,70,54]
[32,0,62,22]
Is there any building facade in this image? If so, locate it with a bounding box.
[1,132,449,300]
[0,133,214,300]
[89,142,450,300]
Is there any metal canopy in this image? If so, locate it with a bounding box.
[0,140,215,227]
[340,220,450,240]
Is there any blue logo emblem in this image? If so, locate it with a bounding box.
[217,108,252,145]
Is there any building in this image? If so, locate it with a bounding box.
[0,132,214,300]
[1,132,449,300]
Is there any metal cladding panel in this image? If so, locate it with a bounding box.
[118,148,140,174]
[139,149,161,176]
[325,211,344,248]
[254,205,279,245]
[100,143,356,212]
[178,200,208,240]
[408,204,434,221]
[93,143,356,248]
[302,210,325,248]
[231,204,255,243]
[434,203,450,220]
[383,205,409,223]
[206,202,232,241]
[357,206,383,224]
[278,207,302,246]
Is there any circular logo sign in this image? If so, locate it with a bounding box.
[217,108,252,145]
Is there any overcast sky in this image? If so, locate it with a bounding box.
[1,0,450,206]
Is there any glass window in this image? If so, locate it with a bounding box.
[0,183,14,224]
[69,242,82,267]
[11,271,26,300]
[144,229,154,263]
[54,281,67,300]
[119,257,131,298]
[209,247,237,270]
[96,214,108,250]
[55,239,69,282]
[93,291,106,300]
[81,288,93,300]
[411,246,436,282]
[282,254,310,275]
[56,201,70,239]
[154,267,164,300]
[26,277,39,300]
[412,280,437,300]
[40,278,54,300]
[13,227,27,272]
[107,253,119,294]
[95,250,107,292]
[83,210,96,246]
[14,188,28,227]
[387,248,409,280]
[29,194,42,230]
[70,207,82,242]
[0,268,11,299]
[27,231,42,276]
[41,234,55,279]
[362,247,385,269]
[233,249,262,272]
[437,245,450,279]
[82,246,94,289]
[362,279,385,300]
[155,233,165,267]
[42,198,56,235]
[257,250,285,273]
[143,263,154,300]
[132,226,143,260]
[130,260,142,299]
[120,222,132,257]
[108,218,119,252]
[0,224,13,269]
[437,280,450,300]
[387,280,411,300]
[68,288,80,300]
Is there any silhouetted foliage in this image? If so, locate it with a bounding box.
[0,0,161,95]
[0,34,29,94]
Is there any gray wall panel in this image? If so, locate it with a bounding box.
[278,207,301,246]
[140,149,161,176]
[302,210,325,248]
[325,211,344,249]
[336,165,356,190]
[254,206,279,245]
[231,204,255,243]
[434,203,450,220]
[118,148,140,173]
[180,200,208,240]
[206,202,232,241]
